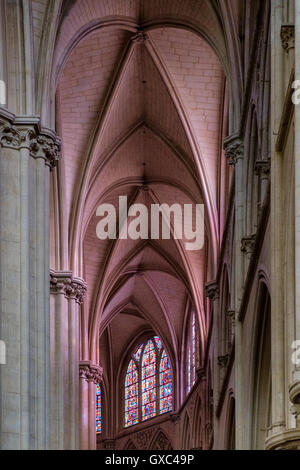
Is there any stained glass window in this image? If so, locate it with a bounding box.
[134,343,144,362]
[96,384,102,434]
[154,336,162,351]
[142,340,157,421]
[159,350,173,414]
[124,336,173,428]
[125,360,139,427]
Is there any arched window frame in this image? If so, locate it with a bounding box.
[123,335,173,428]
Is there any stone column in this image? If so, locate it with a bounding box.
[0,109,60,449]
[79,361,103,450]
[224,134,244,449]
[50,271,87,449]
[291,0,300,436]
[205,280,219,449]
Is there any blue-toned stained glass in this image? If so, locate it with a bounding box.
[96,384,102,434]
[154,336,162,351]
[134,343,143,362]
[125,360,139,427]
[159,350,172,414]
[142,340,156,421]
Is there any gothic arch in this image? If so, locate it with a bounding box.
[182,413,192,450]
[124,439,137,450]
[149,429,173,451]
[116,333,174,431]
[250,282,271,449]
[192,394,202,449]
[245,106,259,236]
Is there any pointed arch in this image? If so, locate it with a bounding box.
[192,394,203,449]
[149,429,173,451]
[125,359,139,427]
[251,282,271,449]
[124,439,138,450]
[225,393,235,450]
[123,335,173,428]
[182,413,192,450]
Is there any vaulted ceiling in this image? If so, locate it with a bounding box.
[52,0,234,372]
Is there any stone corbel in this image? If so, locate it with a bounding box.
[281,25,295,53]
[241,234,256,256]
[224,133,244,167]
[217,355,229,368]
[205,280,219,301]
[0,109,60,169]
[255,159,270,180]
[226,310,235,320]
[170,413,181,424]
[50,270,87,304]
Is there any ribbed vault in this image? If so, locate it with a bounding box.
[52,0,234,384]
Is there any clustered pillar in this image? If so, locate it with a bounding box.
[49,271,87,449]
[0,108,60,449]
[79,361,103,450]
[224,134,244,449]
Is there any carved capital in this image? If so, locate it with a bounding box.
[27,130,60,169]
[255,159,270,179]
[281,25,295,52]
[50,270,87,304]
[79,361,91,380]
[90,364,104,384]
[217,355,229,368]
[0,120,23,147]
[79,361,103,384]
[205,280,219,301]
[131,31,148,43]
[0,112,60,169]
[241,234,256,255]
[224,134,243,166]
